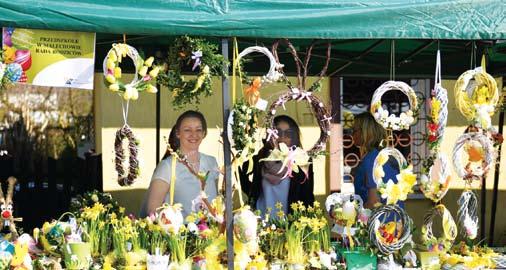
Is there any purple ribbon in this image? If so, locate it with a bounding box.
[191,50,202,71]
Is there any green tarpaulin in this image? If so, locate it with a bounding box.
[0,0,505,40]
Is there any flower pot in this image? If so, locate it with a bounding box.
[338,247,376,270]
[63,242,92,270]
[147,253,170,270]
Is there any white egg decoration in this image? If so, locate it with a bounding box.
[157,204,184,234]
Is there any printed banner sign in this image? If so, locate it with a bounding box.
[2,28,95,89]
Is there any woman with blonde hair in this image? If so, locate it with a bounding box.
[352,112,401,209]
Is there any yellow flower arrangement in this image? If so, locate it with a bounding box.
[430,97,441,125]
[374,148,416,205]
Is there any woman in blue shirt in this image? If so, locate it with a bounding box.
[351,112,402,209]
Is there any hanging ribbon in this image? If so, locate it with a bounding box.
[232,38,237,104]
[170,154,177,205]
[121,99,130,126]
[390,40,396,81]
[481,53,487,73]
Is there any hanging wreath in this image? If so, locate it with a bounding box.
[370,81,418,131]
[260,39,332,176]
[457,190,479,240]
[372,147,417,205]
[420,153,452,202]
[159,36,227,108]
[227,45,283,158]
[114,125,140,186]
[454,66,499,130]
[103,43,159,100]
[421,204,457,252]
[452,132,495,181]
[265,89,331,158]
[368,204,412,255]
[236,46,283,85]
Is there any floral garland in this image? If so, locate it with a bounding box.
[368,204,412,255]
[372,147,417,205]
[370,81,418,131]
[103,43,160,100]
[114,125,140,186]
[421,204,457,252]
[454,64,499,131]
[228,99,261,158]
[159,36,227,108]
[452,132,495,182]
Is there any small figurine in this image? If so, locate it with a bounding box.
[0,177,23,240]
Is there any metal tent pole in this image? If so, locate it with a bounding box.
[156,83,161,163]
[221,38,234,270]
[489,95,505,246]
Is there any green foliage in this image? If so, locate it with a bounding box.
[158,36,228,109]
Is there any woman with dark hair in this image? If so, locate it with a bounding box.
[239,115,314,217]
[140,110,219,217]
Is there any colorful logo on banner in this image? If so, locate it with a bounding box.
[2,28,95,89]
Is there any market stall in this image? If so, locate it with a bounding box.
[1,1,506,269]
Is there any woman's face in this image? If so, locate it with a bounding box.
[352,121,362,146]
[276,121,293,147]
[176,117,204,153]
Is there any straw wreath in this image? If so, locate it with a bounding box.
[454,67,499,130]
[368,204,413,255]
[421,204,457,252]
[452,132,495,181]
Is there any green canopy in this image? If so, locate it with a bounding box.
[2,0,506,76]
[1,0,505,40]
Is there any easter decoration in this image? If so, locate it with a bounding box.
[419,50,458,253]
[104,41,159,186]
[2,28,31,84]
[159,36,227,108]
[454,55,499,132]
[368,41,416,261]
[0,177,23,240]
[262,39,332,171]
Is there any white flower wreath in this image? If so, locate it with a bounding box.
[370,81,418,131]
